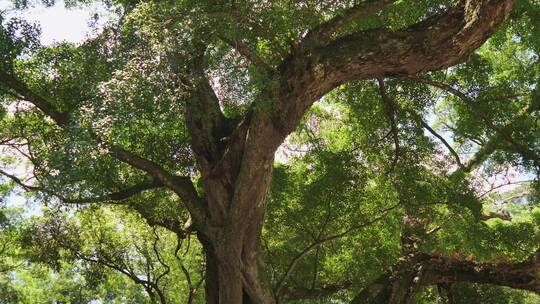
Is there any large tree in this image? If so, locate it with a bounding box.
[1,0,540,303]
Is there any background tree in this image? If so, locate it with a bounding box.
[1,0,540,303]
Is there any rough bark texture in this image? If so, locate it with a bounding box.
[271,0,515,139]
[184,58,277,303]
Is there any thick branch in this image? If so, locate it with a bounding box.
[110,147,206,225]
[0,71,206,227]
[184,58,230,171]
[424,250,540,293]
[462,135,500,172]
[481,211,512,221]
[273,0,515,141]
[0,70,68,125]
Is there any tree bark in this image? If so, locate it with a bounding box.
[197,158,276,304]
[188,109,278,303]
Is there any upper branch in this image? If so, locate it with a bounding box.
[408,110,463,168]
[272,0,515,138]
[407,75,540,171]
[183,55,232,172]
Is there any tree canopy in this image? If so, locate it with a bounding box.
[1,0,540,303]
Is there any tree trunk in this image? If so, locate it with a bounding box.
[199,199,275,304]
[200,238,220,304]
[184,64,280,303]
[196,139,277,304]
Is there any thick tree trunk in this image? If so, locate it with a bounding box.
[199,238,220,304]
[184,61,280,303]
[196,140,277,304]
[177,2,516,302]
[199,204,275,304]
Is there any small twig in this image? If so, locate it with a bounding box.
[478,180,532,198]
[408,110,463,168]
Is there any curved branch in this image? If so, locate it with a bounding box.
[0,168,191,232]
[0,70,68,125]
[0,70,206,226]
[110,146,206,224]
[1,165,167,207]
[271,0,515,145]
[0,168,42,192]
[409,110,463,168]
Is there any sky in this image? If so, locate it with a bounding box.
[0,0,112,45]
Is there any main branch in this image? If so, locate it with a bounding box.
[272,0,515,142]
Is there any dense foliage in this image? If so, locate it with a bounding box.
[1,0,539,303]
